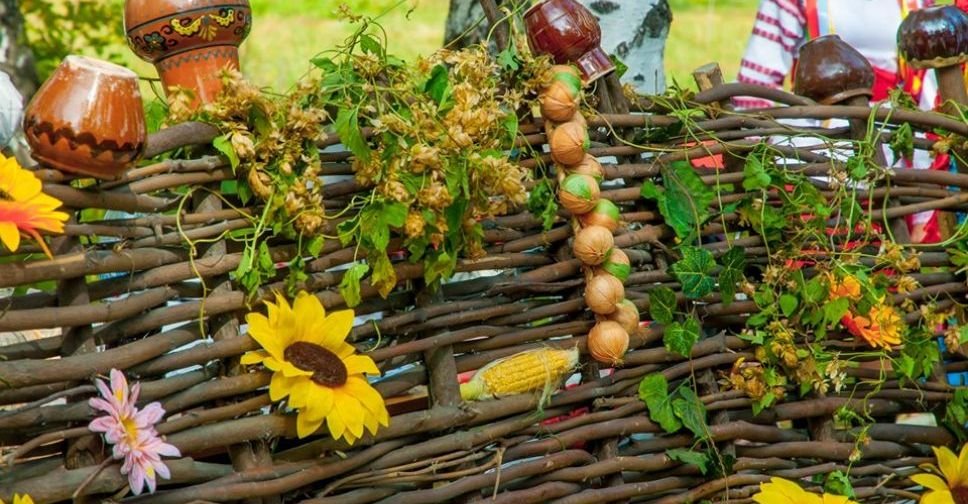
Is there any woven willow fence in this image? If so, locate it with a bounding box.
[1,57,968,502]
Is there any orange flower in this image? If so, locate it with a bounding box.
[842,304,903,350]
[0,153,68,258]
[827,272,862,301]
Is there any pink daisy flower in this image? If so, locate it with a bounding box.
[88,369,180,495]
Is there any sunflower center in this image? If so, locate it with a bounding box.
[284,341,348,387]
[953,485,968,504]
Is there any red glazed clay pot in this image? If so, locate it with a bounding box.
[125,0,252,105]
[525,0,615,84]
[23,55,147,180]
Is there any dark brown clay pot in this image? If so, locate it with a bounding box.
[897,5,968,68]
[23,55,147,180]
[525,0,614,84]
[793,35,874,105]
[125,0,252,105]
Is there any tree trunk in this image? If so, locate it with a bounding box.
[0,0,38,98]
[444,0,671,95]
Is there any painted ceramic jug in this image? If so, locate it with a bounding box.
[125,0,252,105]
[524,0,615,84]
[23,55,147,180]
[793,35,874,104]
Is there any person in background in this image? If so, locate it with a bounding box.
[0,69,22,149]
[735,0,948,243]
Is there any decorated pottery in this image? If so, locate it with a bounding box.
[124,0,252,105]
[793,35,874,105]
[897,5,968,69]
[524,0,615,84]
[23,55,146,180]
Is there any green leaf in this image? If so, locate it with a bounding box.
[425,250,456,284]
[665,448,710,475]
[824,470,856,499]
[824,297,850,326]
[610,54,628,79]
[527,179,558,231]
[803,276,827,305]
[648,287,677,325]
[720,246,746,271]
[672,246,716,299]
[640,161,715,242]
[143,99,168,134]
[311,56,338,72]
[497,46,520,72]
[602,261,631,282]
[336,107,372,163]
[425,64,452,107]
[338,263,369,308]
[742,154,771,191]
[638,374,682,433]
[890,122,914,160]
[673,387,708,440]
[359,34,384,57]
[718,247,746,307]
[846,155,869,180]
[664,316,701,358]
[306,236,325,257]
[258,241,274,271]
[502,109,518,144]
[212,134,240,171]
[360,201,408,251]
[779,294,799,318]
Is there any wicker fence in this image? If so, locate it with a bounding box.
[0,65,966,503]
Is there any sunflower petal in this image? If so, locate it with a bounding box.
[923,490,954,504]
[333,391,366,440]
[269,373,296,402]
[288,378,315,409]
[293,292,326,343]
[280,361,313,378]
[296,410,324,438]
[343,376,389,426]
[303,385,335,423]
[934,445,960,482]
[911,473,950,492]
[317,310,354,350]
[326,405,347,441]
[241,350,269,365]
[246,313,286,360]
[343,354,380,376]
[958,443,968,487]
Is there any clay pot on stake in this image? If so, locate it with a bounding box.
[524,0,615,84]
[897,5,968,117]
[794,35,913,243]
[124,0,252,106]
[23,55,147,180]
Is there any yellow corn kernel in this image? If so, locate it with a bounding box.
[460,347,580,401]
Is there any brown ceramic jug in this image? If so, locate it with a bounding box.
[125,0,252,105]
[23,55,147,180]
[793,35,874,105]
[525,0,615,84]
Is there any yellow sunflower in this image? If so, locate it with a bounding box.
[241,291,389,442]
[0,153,68,258]
[753,477,857,504]
[912,444,968,504]
[1,494,35,504]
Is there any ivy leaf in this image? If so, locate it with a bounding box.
[803,276,827,305]
[779,294,799,318]
[649,286,677,325]
[720,246,746,271]
[212,134,240,171]
[742,154,771,191]
[890,122,914,160]
[359,34,384,58]
[306,236,325,257]
[846,155,869,180]
[497,46,520,72]
[638,374,681,433]
[666,448,710,475]
[824,470,856,499]
[718,247,746,307]
[664,316,700,358]
[425,250,456,284]
[673,387,708,440]
[338,263,369,308]
[824,297,850,326]
[336,107,371,163]
[672,246,716,299]
[641,161,713,241]
[425,64,452,107]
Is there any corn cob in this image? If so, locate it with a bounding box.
[460,347,580,401]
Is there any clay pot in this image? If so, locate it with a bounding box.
[23,55,147,180]
[125,0,252,105]
[524,0,614,84]
[793,35,874,105]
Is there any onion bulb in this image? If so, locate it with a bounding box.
[579,199,621,231]
[550,121,589,166]
[551,65,582,95]
[585,273,624,315]
[540,80,579,123]
[568,154,604,180]
[559,174,600,215]
[595,248,630,282]
[607,299,641,335]
[573,225,614,266]
[588,320,629,366]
